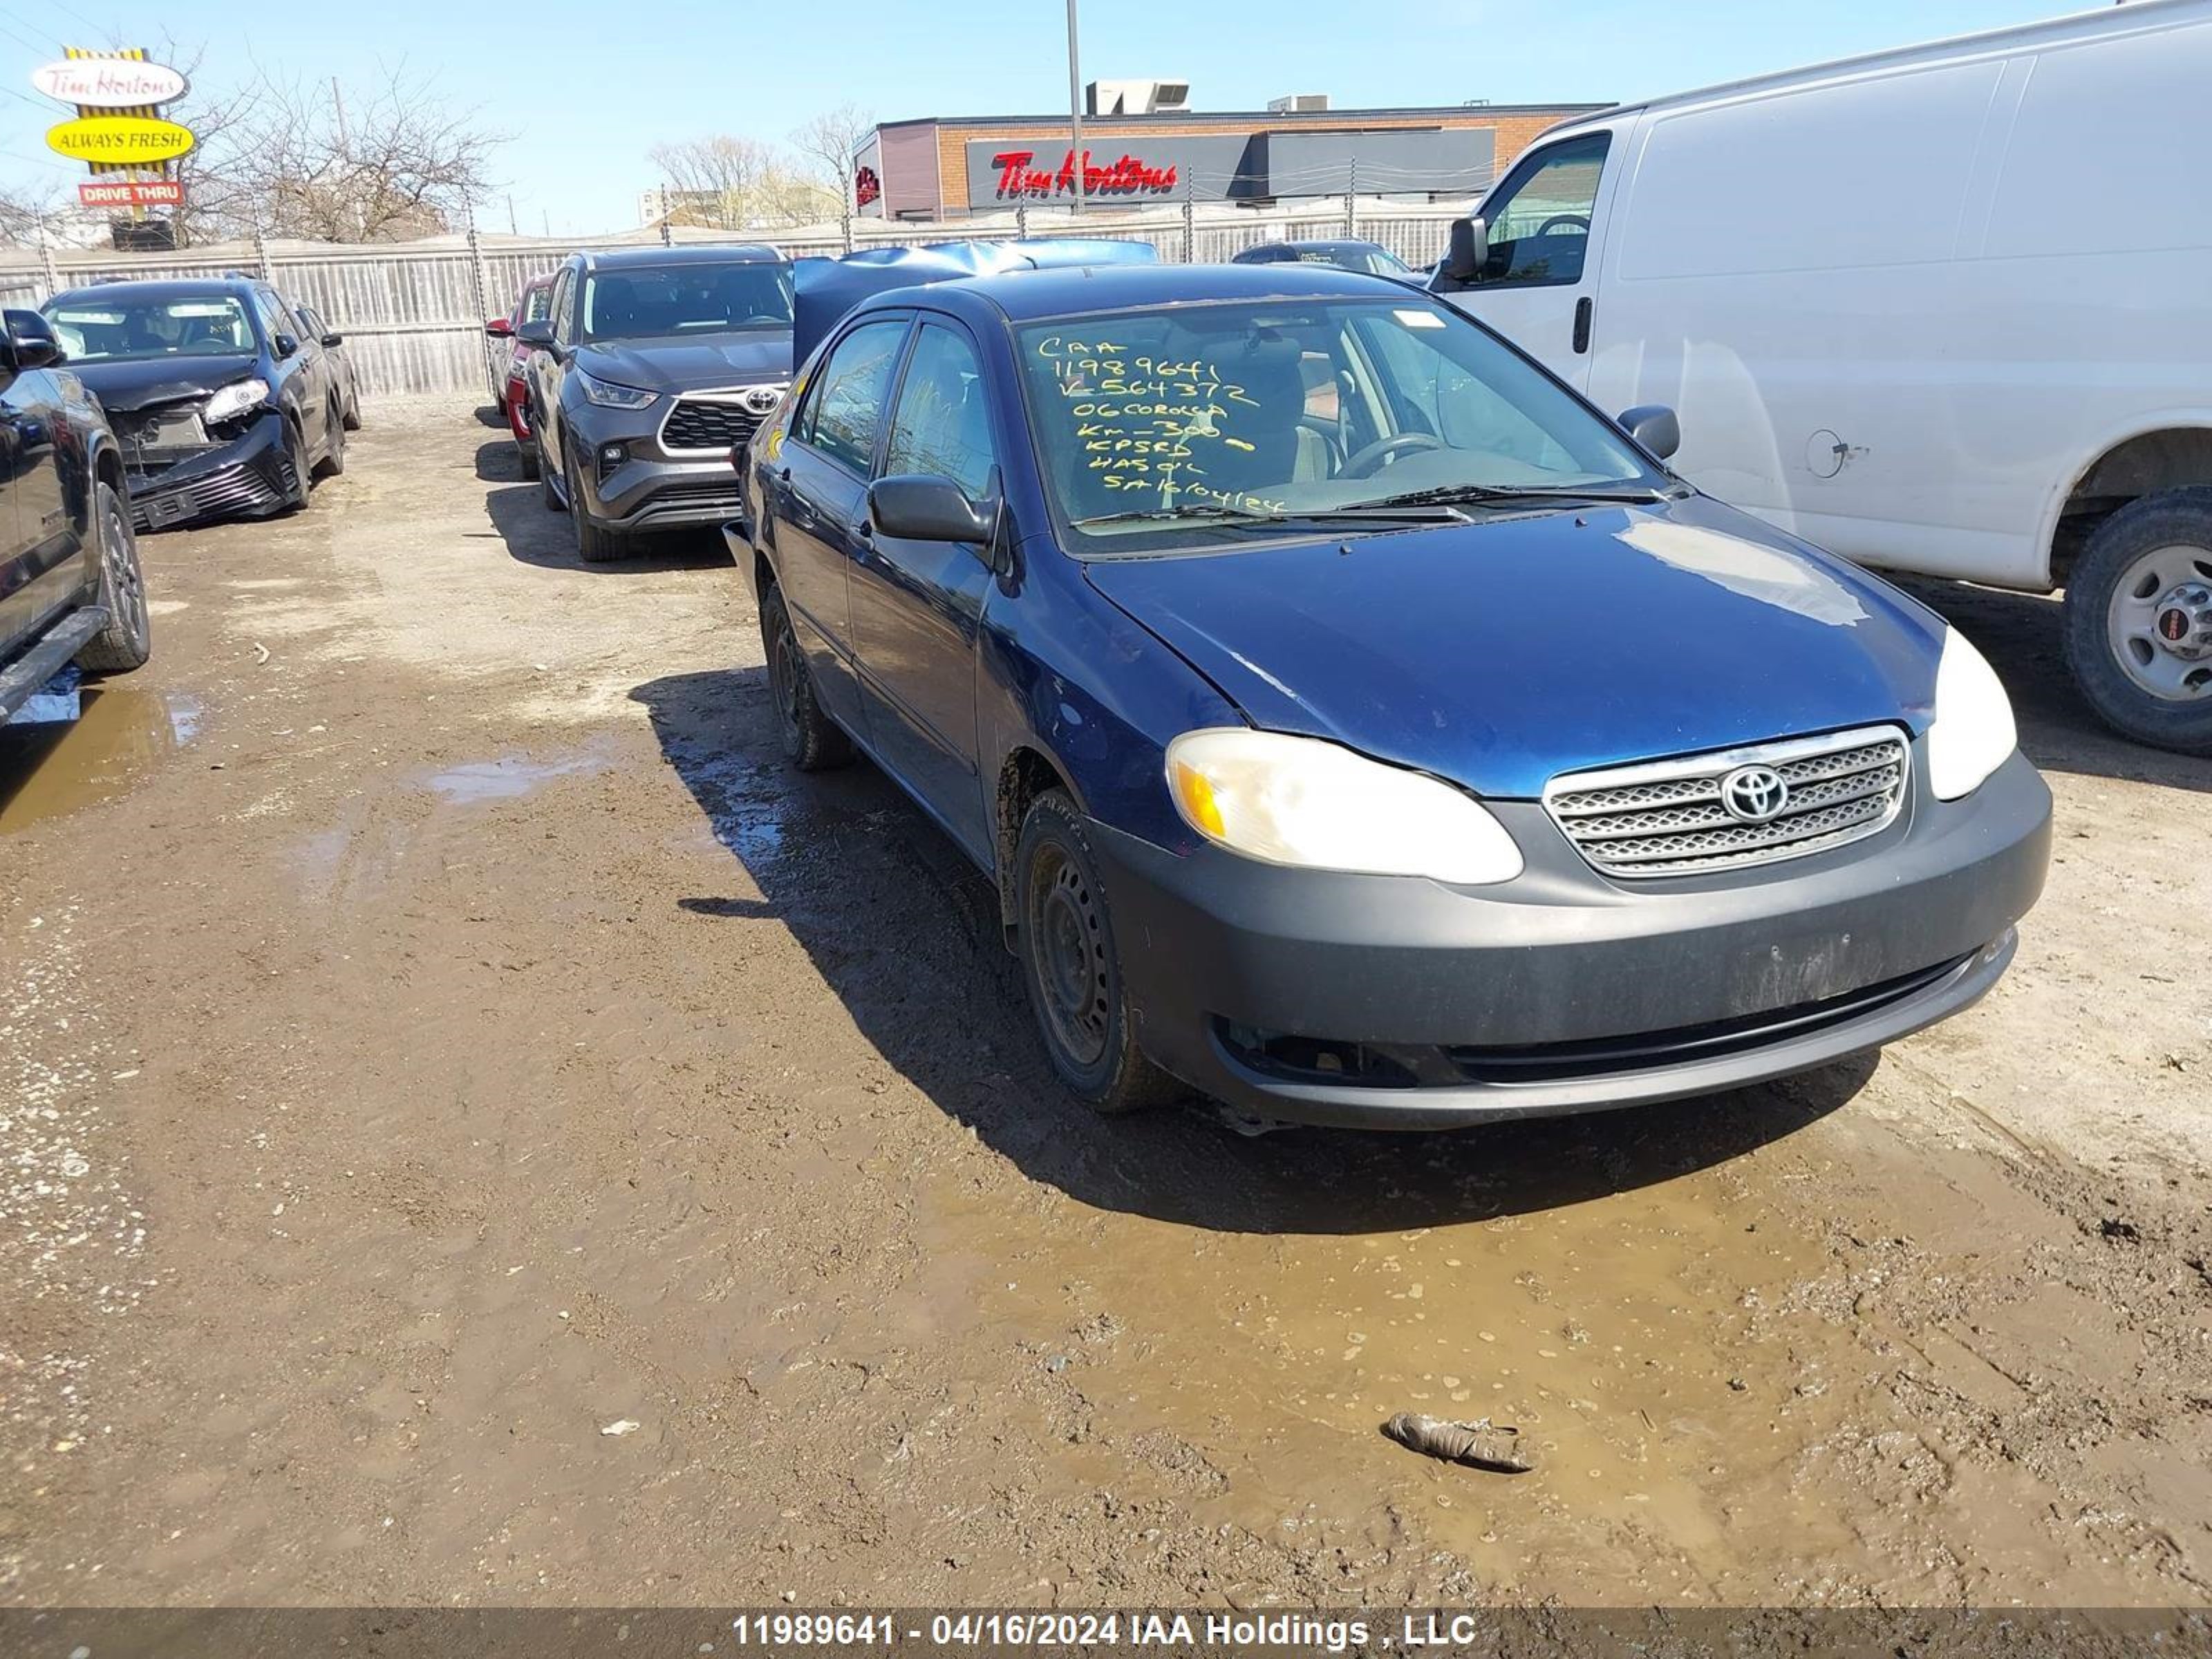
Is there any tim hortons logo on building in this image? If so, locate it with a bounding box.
[992,149,1179,199]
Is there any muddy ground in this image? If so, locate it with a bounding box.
[3,404,2209,1610]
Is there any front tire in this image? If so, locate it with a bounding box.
[77,480,151,674]
[564,446,626,563]
[2063,488,2212,755]
[281,419,312,512]
[1012,790,1177,1116]
[760,583,852,771]
[539,429,565,512]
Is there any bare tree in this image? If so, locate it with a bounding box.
[646,135,831,229]
[789,103,875,215]
[0,182,62,246]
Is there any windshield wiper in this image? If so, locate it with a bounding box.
[1071,502,1469,532]
[1347,482,1678,511]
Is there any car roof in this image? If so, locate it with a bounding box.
[46,275,261,306]
[577,244,786,272]
[1250,239,1384,254]
[873,259,1416,324]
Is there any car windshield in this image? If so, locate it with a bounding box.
[1012,296,1667,554]
[581,261,793,341]
[44,294,256,363]
[1304,246,1410,276]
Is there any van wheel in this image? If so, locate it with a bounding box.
[76,480,151,674]
[341,394,362,432]
[315,407,346,478]
[760,583,852,771]
[2063,488,2212,756]
[282,420,312,511]
[1013,790,1179,1116]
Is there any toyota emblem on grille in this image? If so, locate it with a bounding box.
[740,386,782,415]
[1719,764,1790,823]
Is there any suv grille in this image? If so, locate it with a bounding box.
[1544,726,1910,878]
[662,396,768,453]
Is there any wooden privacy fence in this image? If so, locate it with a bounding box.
[0,205,1468,402]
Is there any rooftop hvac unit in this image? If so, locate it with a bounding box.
[1268,93,1330,113]
[1086,78,1191,115]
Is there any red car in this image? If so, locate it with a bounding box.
[485,273,555,479]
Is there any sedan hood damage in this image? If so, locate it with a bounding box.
[68,353,259,413]
[1081,497,1946,800]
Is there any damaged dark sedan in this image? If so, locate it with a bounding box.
[42,276,348,532]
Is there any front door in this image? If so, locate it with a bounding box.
[771,314,912,734]
[1438,131,1613,389]
[848,319,1000,863]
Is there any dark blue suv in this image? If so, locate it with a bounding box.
[740,263,2050,1131]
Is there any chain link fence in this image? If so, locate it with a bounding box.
[0,202,1467,402]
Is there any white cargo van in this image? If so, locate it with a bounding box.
[1430,0,2212,754]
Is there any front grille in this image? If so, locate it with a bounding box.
[661,395,768,453]
[1545,725,1910,878]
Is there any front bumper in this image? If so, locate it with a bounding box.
[1091,747,2052,1130]
[127,409,294,532]
[565,397,754,534]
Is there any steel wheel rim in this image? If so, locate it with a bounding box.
[1029,844,1110,1069]
[2106,544,2212,702]
[767,613,803,744]
[101,494,147,645]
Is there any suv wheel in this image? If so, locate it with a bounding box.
[76,480,151,673]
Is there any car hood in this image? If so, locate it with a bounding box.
[68,353,261,412]
[1080,496,1946,800]
[576,331,793,393]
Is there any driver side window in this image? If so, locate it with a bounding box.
[1479,133,1611,288]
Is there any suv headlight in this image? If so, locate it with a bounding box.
[1166,729,1523,885]
[1926,628,2017,800]
[577,369,655,411]
[203,377,270,423]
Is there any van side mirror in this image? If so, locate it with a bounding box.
[868,474,999,548]
[1442,217,1486,284]
[485,317,514,337]
[1617,404,1681,461]
[4,307,64,369]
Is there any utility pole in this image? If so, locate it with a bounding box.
[1065,0,1084,216]
[331,77,349,150]
[507,194,518,236]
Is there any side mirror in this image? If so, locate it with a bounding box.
[868,474,998,547]
[516,320,556,350]
[320,330,344,348]
[4,308,64,369]
[274,332,300,359]
[1442,216,1486,284]
[485,317,514,338]
[1617,404,1681,461]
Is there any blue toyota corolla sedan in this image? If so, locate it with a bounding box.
[737,263,2051,1130]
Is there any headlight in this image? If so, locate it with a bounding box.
[1925,628,2017,800]
[203,377,270,423]
[1165,729,1523,885]
[577,370,655,410]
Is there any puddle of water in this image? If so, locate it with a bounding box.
[1,686,198,834]
[424,748,612,804]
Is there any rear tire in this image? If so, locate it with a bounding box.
[315,407,346,478]
[760,582,853,771]
[1013,790,1178,1116]
[2062,487,2212,756]
[341,392,362,432]
[565,446,626,563]
[76,480,151,674]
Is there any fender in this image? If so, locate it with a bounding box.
[2035,406,2212,590]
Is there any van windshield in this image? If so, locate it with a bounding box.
[1011,297,1665,554]
[581,262,793,341]
[44,294,257,363]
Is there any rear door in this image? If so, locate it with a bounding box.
[769,312,912,736]
[849,317,1001,861]
[1440,131,1613,388]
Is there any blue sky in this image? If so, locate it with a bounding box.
[0,0,2080,236]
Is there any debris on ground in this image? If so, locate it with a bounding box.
[599,1418,641,1437]
[1381,1412,1533,1474]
